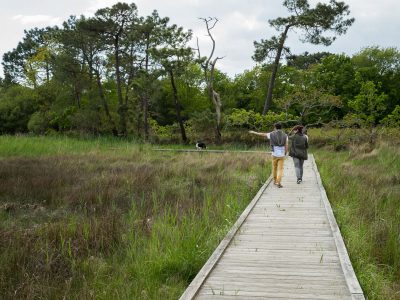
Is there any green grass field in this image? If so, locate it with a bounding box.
[0,135,269,299]
[314,143,400,299]
[1,133,399,299]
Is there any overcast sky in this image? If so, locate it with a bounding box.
[0,0,399,77]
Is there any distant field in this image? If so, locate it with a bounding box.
[0,136,269,299]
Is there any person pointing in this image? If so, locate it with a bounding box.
[249,122,288,188]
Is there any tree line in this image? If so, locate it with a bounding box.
[0,1,399,143]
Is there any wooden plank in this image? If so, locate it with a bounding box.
[198,289,352,299]
[206,276,347,286]
[179,177,273,300]
[221,247,336,252]
[215,262,343,269]
[221,256,340,264]
[207,273,346,282]
[205,274,346,283]
[211,265,345,276]
[223,248,338,255]
[224,248,339,255]
[195,295,350,300]
[201,283,350,294]
[212,265,344,274]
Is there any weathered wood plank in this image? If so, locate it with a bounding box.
[195,295,350,300]
[207,275,347,284]
[198,289,352,299]
[201,283,352,294]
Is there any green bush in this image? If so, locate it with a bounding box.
[68,110,102,134]
[0,85,39,133]
[381,105,400,127]
[28,111,51,134]
[49,106,77,131]
[224,108,297,131]
[149,118,180,143]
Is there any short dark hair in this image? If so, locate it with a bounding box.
[274,122,282,129]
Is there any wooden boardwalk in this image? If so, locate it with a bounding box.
[180,155,364,300]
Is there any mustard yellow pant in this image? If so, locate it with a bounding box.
[272,156,285,184]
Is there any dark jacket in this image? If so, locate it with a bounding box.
[289,133,308,160]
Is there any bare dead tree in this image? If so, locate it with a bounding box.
[196,17,224,143]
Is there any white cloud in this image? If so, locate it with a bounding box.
[86,0,120,14]
[226,11,264,31]
[12,14,61,26]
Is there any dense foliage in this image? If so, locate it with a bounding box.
[0,2,399,143]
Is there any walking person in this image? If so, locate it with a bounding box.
[288,125,309,184]
[249,123,288,188]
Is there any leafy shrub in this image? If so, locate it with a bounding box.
[381,105,400,127]
[348,81,388,126]
[68,110,102,134]
[28,111,51,134]
[149,118,179,143]
[0,85,39,133]
[49,106,77,131]
[225,108,297,131]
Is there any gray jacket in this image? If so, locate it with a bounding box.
[269,130,287,147]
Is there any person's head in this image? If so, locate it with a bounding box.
[274,122,282,130]
[294,125,304,134]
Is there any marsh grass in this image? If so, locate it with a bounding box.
[0,136,269,299]
[2,130,398,299]
[314,142,400,299]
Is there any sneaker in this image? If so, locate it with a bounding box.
[297,179,301,184]
[277,183,283,188]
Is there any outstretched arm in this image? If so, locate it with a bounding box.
[288,126,296,136]
[249,130,269,138]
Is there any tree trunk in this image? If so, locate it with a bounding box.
[46,62,50,83]
[74,85,81,109]
[95,70,118,135]
[124,44,135,107]
[143,39,150,140]
[209,60,222,143]
[262,25,290,115]
[114,37,127,136]
[143,94,149,140]
[169,70,187,143]
[211,88,222,142]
